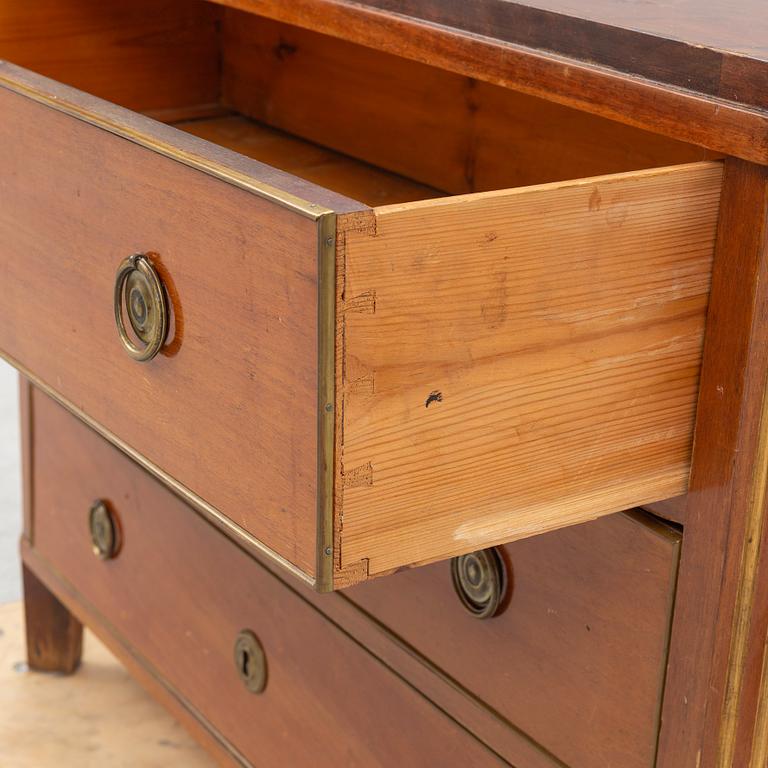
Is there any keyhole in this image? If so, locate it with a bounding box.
[234,630,266,693]
[240,648,251,679]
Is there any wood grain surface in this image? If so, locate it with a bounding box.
[0,0,222,117]
[348,510,681,768]
[0,62,724,589]
[0,62,368,214]
[300,580,564,767]
[22,565,82,675]
[334,0,768,109]
[656,161,768,768]
[20,390,544,767]
[5,0,765,158]
[176,115,439,206]
[336,162,722,578]
[206,0,768,164]
[21,548,244,767]
[26,389,505,768]
[221,13,712,196]
[462,0,768,59]
[0,82,337,579]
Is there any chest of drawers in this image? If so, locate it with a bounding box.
[3,1,768,766]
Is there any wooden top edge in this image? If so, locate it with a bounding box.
[0,61,370,219]
[369,160,724,216]
[350,0,768,109]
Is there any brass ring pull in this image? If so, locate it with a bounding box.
[451,547,507,619]
[114,254,168,362]
[89,500,121,560]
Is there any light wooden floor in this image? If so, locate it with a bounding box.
[0,601,214,767]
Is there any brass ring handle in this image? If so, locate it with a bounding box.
[89,500,121,560]
[114,254,168,362]
[451,547,507,619]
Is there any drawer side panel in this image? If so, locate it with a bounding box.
[338,161,722,577]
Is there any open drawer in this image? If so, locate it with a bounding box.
[0,1,722,590]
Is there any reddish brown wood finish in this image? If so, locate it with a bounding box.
[176,114,440,206]
[27,389,504,768]
[347,512,681,768]
[643,496,687,526]
[22,544,246,767]
[657,160,768,767]
[4,0,764,162]
[302,585,563,767]
[3,3,768,766]
[22,564,82,674]
[0,63,714,591]
[222,13,712,196]
[733,462,768,764]
[0,71,366,580]
[330,0,768,110]
[209,0,768,164]
[0,0,222,117]
[0,62,366,212]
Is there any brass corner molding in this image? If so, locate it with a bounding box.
[315,212,337,593]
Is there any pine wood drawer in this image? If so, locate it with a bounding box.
[0,8,723,590]
[24,387,503,767]
[346,511,681,768]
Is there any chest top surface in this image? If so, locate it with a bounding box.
[352,0,768,110]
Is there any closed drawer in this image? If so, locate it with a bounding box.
[0,3,722,590]
[347,511,681,768]
[25,387,503,767]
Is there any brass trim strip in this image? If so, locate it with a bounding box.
[0,71,333,221]
[6,352,316,590]
[718,378,768,766]
[750,635,768,766]
[315,213,337,593]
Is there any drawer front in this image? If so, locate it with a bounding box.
[0,64,365,586]
[347,512,681,768]
[27,387,503,768]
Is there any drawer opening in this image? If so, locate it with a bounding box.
[0,0,716,209]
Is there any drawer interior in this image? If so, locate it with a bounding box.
[0,0,714,207]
